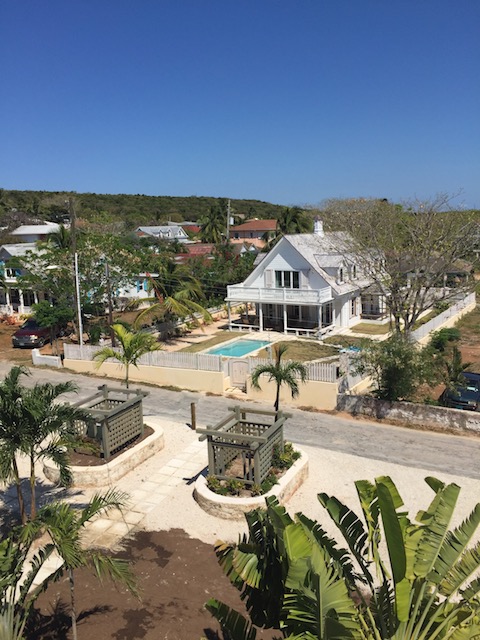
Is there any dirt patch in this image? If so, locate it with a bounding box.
[69,426,155,467]
[27,529,277,640]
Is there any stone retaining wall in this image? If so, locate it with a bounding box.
[193,448,308,520]
[43,421,164,487]
[337,394,480,436]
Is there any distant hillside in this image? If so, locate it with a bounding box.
[0,188,286,228]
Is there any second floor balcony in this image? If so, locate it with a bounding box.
[226,284,333,305]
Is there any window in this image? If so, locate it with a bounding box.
[338,267,344,283]
[275,270,300,289]
[352,265,357,279]
[351,298,357,317]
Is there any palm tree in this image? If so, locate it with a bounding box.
[250,344,307,413]
[133,267,212,329]
[200,204,225,243]
[0,366,87,523]
[277,206,312,235]
[19,490,138,640]
[94,323,161,388]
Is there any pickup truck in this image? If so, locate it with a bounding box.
[442,372,480,411]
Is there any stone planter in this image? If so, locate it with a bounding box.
[43,421,164,487]
[193,447,308,520]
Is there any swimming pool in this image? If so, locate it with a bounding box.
[207,338,271,357]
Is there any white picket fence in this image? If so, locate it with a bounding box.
[411,292,476,341]
[63,343,224,372]
[246,357,338,383]
[63,344,339,382]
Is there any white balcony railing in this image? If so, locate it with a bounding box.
[226,285,333,305]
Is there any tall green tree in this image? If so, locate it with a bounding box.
[250,344,308,412]
[0,366,88,524]
[31,300,73,355]
[21,490,138,640]
[133,266,212,328]
[93,323,161,388]
[200,205,226,243]
[352,334,435,401]
[320,195,478,335]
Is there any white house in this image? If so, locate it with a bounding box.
[225,220,387,337]
[10,221,60,243]
[135,226,190,242]
[0,244,43,314]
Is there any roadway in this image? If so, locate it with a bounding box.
[1,360,479,480]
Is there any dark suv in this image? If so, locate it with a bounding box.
[442,372,480,411]
[12,319,51,348]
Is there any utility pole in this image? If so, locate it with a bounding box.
[67,197,83,347]
[105,261,116,347]
[226,199,231,242]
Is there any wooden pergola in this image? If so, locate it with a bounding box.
[197,406,289,486]
[71,384,148,461]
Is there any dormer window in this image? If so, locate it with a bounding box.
[338,267,344,283]
[352,264,357,279]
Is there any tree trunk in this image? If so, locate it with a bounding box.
[70,568,78,640]
[12,458,26,525]
[125,364,129,389]
[274,384,281,414]
[29,452,36,520]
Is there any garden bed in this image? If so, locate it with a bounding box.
[43,422,164,487]
[69,425,155,466]
[194,446,308,520]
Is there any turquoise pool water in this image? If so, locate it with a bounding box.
[207,338,271,357]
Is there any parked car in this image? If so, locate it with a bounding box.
[12,319,52,348]
[442,372,480,411]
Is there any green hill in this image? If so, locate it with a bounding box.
[0,188,287,227]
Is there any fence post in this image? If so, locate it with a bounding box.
[190,402,196,430]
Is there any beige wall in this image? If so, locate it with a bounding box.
[246,376,338,410]
[63,359,226,394]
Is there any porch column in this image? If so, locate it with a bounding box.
[318,305,322,329]
[259,304,264,331]
[33,291,39,304]
[283,304,287,334]
[5,288,10,308]
[18,289,24,314]
[227,302,232,330]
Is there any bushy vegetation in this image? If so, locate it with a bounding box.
[0,188,286,229]
[208,476,480,639]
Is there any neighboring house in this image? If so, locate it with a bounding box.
[230,219,277,249]
[0,244,43,314]
[135,226,190,242]
[174,243,216,264]
[116,273,159,308]
[225,220,386,337]
[10,221,60,243]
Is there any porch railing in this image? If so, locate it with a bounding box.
[226,285,332,305]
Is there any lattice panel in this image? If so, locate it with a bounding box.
[103,402,143,457]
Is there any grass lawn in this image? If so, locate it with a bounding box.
[455,304,480,339]
[323,335,372,349]
[256,340,339,361]
[350,322,391,335]
[178,331,242,353]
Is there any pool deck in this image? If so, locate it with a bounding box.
[159,315,294,354]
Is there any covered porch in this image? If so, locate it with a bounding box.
[226,301,336,338]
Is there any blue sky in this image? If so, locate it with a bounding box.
[1,1,479,207]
